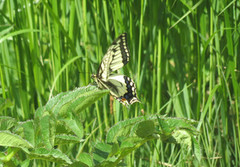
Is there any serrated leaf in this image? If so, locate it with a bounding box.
[172,129,191,148]
[109,143,119,157]
[45,92,69,112]
[0,116,16,130]
[158,117,172,135]
[61,119,83,138]
[34,106,46,120]
[119,137,143,150]
[192,136,201,162]
[34,112,55,149]
[158,117,198,135]
[21,120,35,147]
[48,85,109,117]
[93,143,113,164]
[0,131,33,149]
[76,153,93,167]
[94,137,144,166]
[39,114,53,149]
[96,116,200,166]
[106,117,144,143]
[94,143,112,155]
[55,134,82,145]
[29,148,72,165]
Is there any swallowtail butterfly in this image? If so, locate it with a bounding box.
[92,33,140,106]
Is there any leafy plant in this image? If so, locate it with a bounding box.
[0,86,107,165]
[1,0,239,166]
[0,86,200,166]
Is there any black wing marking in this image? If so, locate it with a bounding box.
[103,74,140,105]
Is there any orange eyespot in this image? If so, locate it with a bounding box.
[120,98,127,102]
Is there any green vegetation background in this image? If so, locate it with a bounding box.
[0,0,239,166]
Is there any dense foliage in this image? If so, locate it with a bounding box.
[0,0,239,166]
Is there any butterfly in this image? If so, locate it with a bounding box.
[92,33,140,106]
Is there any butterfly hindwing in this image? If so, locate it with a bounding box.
[103,75,139,105]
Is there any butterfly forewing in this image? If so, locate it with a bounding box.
[108,33,130,72]
[97,33,130,81]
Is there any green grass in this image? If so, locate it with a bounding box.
[0,0,239,166]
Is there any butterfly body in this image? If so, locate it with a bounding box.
[92,33,139,106]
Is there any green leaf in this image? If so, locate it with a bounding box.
[158,117,172,135]
[29,148,72,165]
[34,106,46,120]
[0,116,16,130]
[21,120,35,147]
[0,131,33,149]
[19,159,31,167]
[39,114,53,149]
[172,129,191,148]
[61,118,84,138]
[55,134,82,145]
[109,143,119,157]
[135,120,155,138]
[93,143,114,165]
[34,112,55,149]
[103,116,200,166]
[69,161,90,167]
[0,98,13,113]
[45,92,68,112]
[192,136,201,162]
[76,153,93,167]
[0,25,13,38]
[95,161,117,167]
[158,117,198,135]
[48,85,109,117]
[106,117,145,143]
[119,137,141,149]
